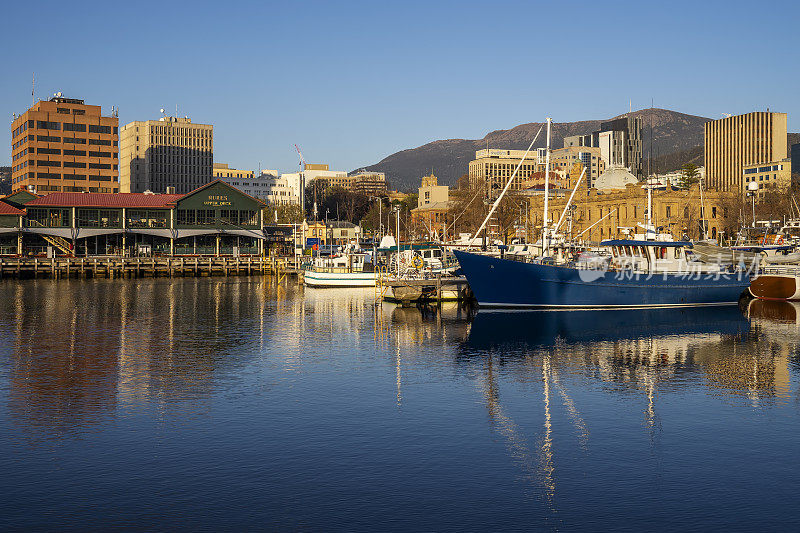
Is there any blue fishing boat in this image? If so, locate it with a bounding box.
[454,240,752,308]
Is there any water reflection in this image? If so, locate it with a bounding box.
[1,278,283,439]
[462,305,797,400]
[2,280,800,529]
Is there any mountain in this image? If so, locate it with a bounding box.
[363,108,712,191]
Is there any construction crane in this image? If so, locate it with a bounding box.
[294,144,317,219]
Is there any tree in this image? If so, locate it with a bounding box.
[304,184,373,224]
[269,203,305,224]
[448,178,523,244]
[680,163,700,189]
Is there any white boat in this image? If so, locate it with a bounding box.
[303,251,377,288]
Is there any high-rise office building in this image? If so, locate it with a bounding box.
[468,149,542,194]
[704,111,787,193]
[119,115,213,193]
[11,94,119,193]
[598,116,643,177]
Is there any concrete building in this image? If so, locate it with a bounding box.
[742,159,792,197]
[412,174,452,239]
[350,171,388,196]
[221,173,300,206]
[216,167,301,206]
[549,147,606,188]
[564,116,642,177]
[564,134,597,148]
[598,116,643,177]
[468,149,541,194]
[328,221,361,244]
[302,163,348,187]
[119,115,213,194]
[417,174,448,207]
[212,163,254,181]
[792,143,800,179]
[11,94,119,194]
[704,111,788,193]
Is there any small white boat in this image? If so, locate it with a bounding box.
[303,251,377,288]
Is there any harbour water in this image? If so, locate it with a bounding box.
[1,278,799,530]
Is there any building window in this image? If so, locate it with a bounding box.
[240,210,258,226]
[177,209,195,225]
[196,209,215,225]
[77,209,100,228]
[63,123,86,132]
[37,121,61,130]
[220,210,239,225]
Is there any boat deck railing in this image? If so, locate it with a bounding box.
[305,266,370,274]
[762,265,800,275]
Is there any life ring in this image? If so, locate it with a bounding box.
[759,235,785,245]
[411,255,424,269]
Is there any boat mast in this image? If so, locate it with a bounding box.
[699,174,707,240]
[469,125,543,245]
[553,167,586,235]
[647,178,653,239]
[396,207,401,276]
[543,118,552,254]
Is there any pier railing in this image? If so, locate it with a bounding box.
[0,256,303,280]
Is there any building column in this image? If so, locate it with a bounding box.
[215,234,220,257]
[170,238,174,257]
[17,232,22,256]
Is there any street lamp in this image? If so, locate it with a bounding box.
[325,208,330,248]
[747,181,759,228]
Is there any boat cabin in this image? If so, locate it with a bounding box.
[602,239,693,273]
[309,252,372,273]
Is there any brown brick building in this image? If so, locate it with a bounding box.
[11,95,119,194]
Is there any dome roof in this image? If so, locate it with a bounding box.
[595,165,638,191]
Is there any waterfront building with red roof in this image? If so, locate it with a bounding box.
[0,180,273,256]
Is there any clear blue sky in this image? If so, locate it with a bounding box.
[2,0,797,174]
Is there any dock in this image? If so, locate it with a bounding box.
[378,276,472,304]
[0,256,302,280]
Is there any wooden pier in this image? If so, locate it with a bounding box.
[378,276,472,304]
[0,256,302,280]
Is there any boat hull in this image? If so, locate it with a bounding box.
[303,270,377,288]
[453,250,750,308]
[749,274,800,300]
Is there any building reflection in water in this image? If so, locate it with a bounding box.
[3,278,279,440]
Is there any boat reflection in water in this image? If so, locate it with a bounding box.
[453,304,796,512]
[463,304,795,402]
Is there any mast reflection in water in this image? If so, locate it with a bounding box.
[0,279,799,531]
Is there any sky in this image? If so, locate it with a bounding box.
[2,0,798,174]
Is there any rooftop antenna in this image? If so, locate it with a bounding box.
[176,104,178,118]
[31,72,35,106]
